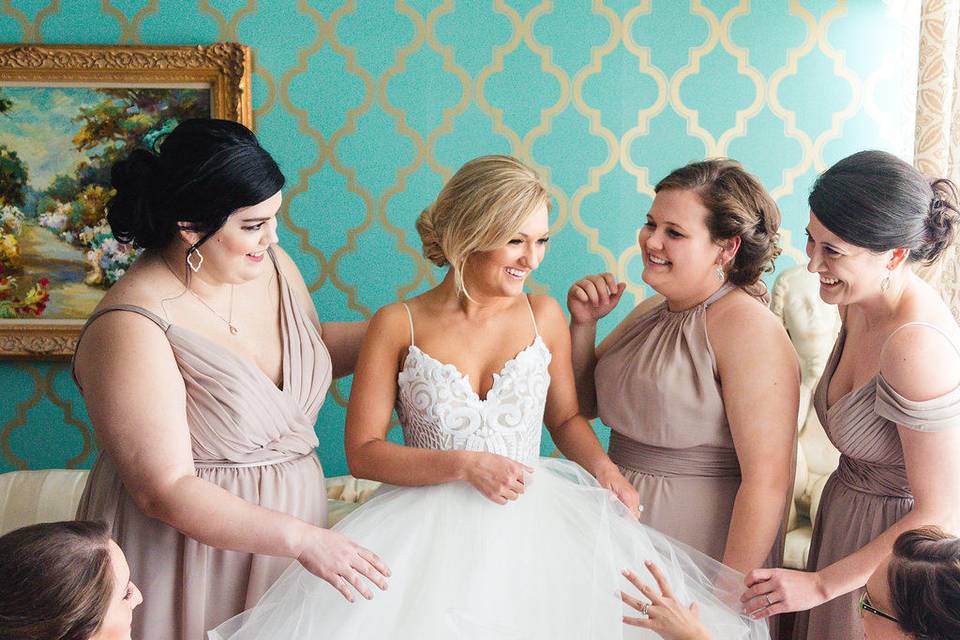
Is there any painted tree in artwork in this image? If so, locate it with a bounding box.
[0,146,28,208]
[71,88,210,185]
[0,91,28,208]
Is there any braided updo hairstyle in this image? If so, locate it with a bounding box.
[107,118,285,250]
[416,155,550,299]
[808,150,959,264]
[655,159,782,296]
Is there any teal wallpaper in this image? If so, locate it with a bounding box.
[0,0,918,477]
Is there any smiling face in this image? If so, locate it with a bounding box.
[91,540,142,640]
[638,189,731,307]
[804,212,893,306]
[462,202,549,299]
[182,190,282,285]
[862,558,904,640]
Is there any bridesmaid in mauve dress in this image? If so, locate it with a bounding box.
[72,119,388,640]
[739,150,960,640]
[568,159,798,576]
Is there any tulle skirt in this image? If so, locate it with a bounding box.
[210,459,767,639]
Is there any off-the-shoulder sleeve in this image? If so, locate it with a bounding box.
[875,374,960,432]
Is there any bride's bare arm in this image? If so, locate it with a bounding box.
[345,304,531,503]
[75,312,387,600]
[533,295,640,513]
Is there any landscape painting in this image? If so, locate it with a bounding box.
[0,86,210,321]
[0,43,252,357]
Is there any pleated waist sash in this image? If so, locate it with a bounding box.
[608,431,741,478]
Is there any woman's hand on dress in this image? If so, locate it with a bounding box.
[296,527,391,603]
[621,561,711,640]
[740,567,828,619]
[461,451,533,505]
[595,463,641,516]
[567,273,626,326]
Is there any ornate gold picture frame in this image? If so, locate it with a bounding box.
[0,43,252,358]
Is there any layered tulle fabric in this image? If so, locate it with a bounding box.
[211,458,767,640]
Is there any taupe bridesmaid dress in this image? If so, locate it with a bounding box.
[74,248,332,640]
[793,322,960,640]
[594,283,787,565]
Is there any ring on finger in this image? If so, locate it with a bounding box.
[764,594,773,607]
[638,603,649,617]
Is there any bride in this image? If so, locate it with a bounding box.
[211,155,768,639]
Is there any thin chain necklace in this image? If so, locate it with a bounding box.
[161,254,239,335]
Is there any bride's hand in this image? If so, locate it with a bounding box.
[296,526,391,602]
[462,451,534,504]
[595,463,641,516]
[567,273,626,326]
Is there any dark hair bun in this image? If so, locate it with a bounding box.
[920,178,960,263]
[106,118,285,250]
[107,149,173,249]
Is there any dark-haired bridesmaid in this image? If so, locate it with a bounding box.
[740,151,960,640]
[73,119,389,640]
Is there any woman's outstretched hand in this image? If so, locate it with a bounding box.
[596,463,641,516]
[622,561,711,640]
[462,451,534,504]
[296,527,391,602]
[567,273,626,325]
[741,567,828,619]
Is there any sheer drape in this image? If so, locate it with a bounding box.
[915,0,960,317]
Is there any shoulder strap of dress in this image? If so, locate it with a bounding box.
[266,245,284,283]
[84,304,169,332]
[883,321,960,358]
[703,282,736,308]
[400,303,415,347]
[72,304,170,391]
[524,294,540,337]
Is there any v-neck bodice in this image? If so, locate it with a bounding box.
[814,323,960,496]
[75,248,332,465]
[394,300,551,466]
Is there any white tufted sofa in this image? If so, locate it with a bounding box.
[0,265,840,569]
[771,265,842,569]
[0,468,378,536]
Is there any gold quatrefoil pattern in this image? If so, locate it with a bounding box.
[0,1,920,476]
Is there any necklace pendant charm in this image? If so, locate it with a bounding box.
[229,324,239,335]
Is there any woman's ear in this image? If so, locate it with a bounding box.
[177,222,201,248]
[887,247,910,270]
[719,236,741,266]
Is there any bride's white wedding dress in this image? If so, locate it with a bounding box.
[210,301,768,639]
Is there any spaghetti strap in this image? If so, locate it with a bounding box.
[85,304,169,332]
[524,294,540,337]
[401,303,415,347]
[72,304,170,390]
[883,321,960,358]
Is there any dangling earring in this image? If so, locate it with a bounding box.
[715,265,725,282]
[880,274,890,293]
[186,246,204,273]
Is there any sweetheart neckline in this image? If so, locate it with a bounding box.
[401,335,547,404]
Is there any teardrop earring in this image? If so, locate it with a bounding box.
[880,274,890,293]
[715,265,725,282]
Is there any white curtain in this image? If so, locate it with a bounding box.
[915,0,960,318]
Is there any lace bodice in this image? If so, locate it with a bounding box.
[395,301,551,466]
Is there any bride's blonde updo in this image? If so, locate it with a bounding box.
[416,155,549,298]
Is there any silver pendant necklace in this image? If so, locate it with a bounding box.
[162,254,239,335]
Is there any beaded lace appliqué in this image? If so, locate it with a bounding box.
[396,337,551,466]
